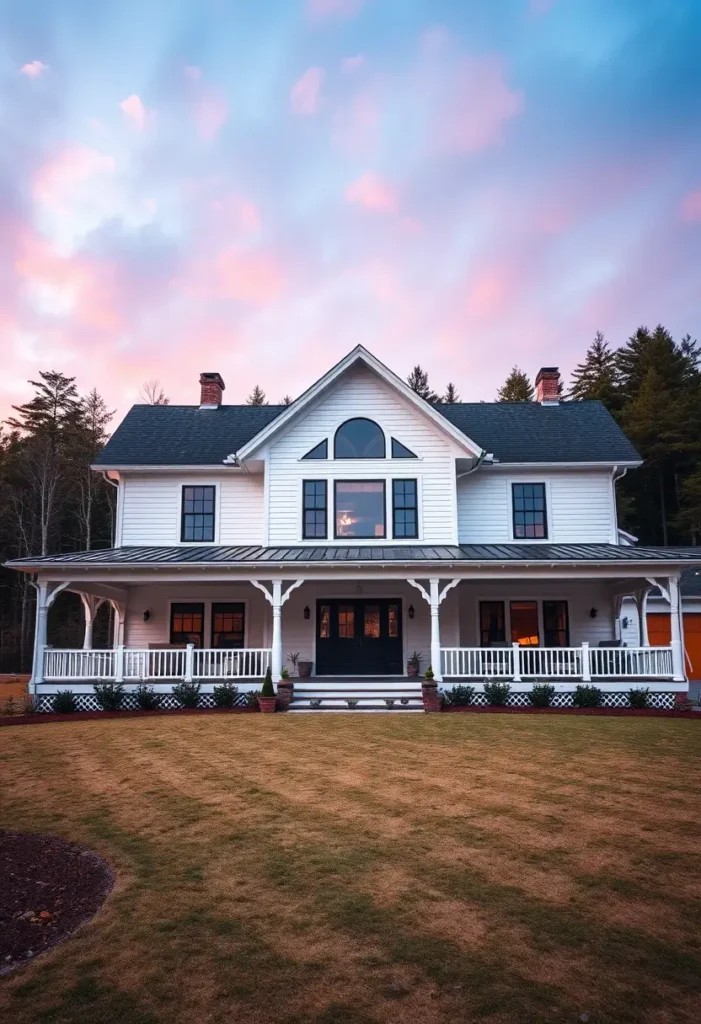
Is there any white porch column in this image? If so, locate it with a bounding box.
[429,578,441,682]
[109,600,126,648]
[669,576,686,682]
[80,594,105,650]
[271,579,283,683]
[31,581,49,694]
[634,588,650,647]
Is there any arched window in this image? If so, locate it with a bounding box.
[334,418,386,459]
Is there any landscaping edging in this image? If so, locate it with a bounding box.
[441,706,698,717]
[0,706,261,728]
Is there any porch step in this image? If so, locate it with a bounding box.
[288,706,424,713]
[290,677,423,711]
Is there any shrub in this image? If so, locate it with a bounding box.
[280,667,290,680]
[346,699,358,708]
[528,683,555,708]
[400,698,409,706]
[483,680,511,707]
[52,690,77,714]
[385,699,396,708]
[572,684,602,708]
[245,689,261,708]
[94,683,125,711]
[2,696,17,716]
[309,699,322,709]
[172,681,201,708]
[424,666,435,681]
[260,667,275,698]
[21,694,38,715]
[134,685,161,710]
[444,684,475,707]
[213,682,239,708]
[628,687,650,709]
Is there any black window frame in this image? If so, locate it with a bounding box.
[170,602,205,647]
[543,600,570,648]
[181,485,216,543]
[334,479,386,539]
[512,483,548,540]
[392,478,418,539]
[302,479,328,540]
[391,437,417,459]
[479,600,506,647]
[302,439,328,460]
[211,602,246,649]
[334,418,386,459]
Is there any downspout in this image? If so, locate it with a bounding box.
[102,473,121,647]
[611,466,627,544]
[457,451,493,481]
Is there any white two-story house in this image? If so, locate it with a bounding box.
[9,345,701,710]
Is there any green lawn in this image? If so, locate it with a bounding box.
[1,715,700,1024]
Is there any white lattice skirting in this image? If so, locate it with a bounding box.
[37,691,250,712]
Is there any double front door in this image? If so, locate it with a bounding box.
[316,599,403,675]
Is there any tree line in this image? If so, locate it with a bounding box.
[0,323,698,672]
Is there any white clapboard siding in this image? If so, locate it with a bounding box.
[267,366,464,546]
[123,584,270,648]
[120,473,264,547]
[457,469,615,544]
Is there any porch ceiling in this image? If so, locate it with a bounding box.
[7,543,701,572]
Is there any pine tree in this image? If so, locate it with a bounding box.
[443,382,460,404]
[7,371,80,441]
[568,332,620,408]
[280,395,293,406]
[246,385,268,406]
[497,366,534,402]
[675,468,701,545]
[407,365,438,402]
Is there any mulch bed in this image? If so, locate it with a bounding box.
[0,832,114,974]
[441,706,698,717]
[0,706,261,728]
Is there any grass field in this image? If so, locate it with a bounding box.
[1,715,700,1024]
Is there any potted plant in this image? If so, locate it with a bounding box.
[421,666,442,712]
[407,651,422,678]
[297,654,313,678]
[258,667,277,713]
[287,652,300,676]
[277,667,293,709]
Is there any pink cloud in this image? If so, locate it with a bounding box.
[680,189,701,223]
[346,172,398,213]
[342,54,365,73]
[194,90,229,140]
[443,57,524,152]
[464,267,511,319]
[307,0,366,18]
[120,94,148,130]
[215,249,284,304]
[209,194,262,236]
[20,60,48,78]
[290,67,324,115]
[332,91,379,154]
[33,147,115,209]
[184,65,202,81]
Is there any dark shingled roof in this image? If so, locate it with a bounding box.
[8,544,701,569]
[93,399,640,467]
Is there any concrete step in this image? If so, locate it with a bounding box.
[288,705,424,713]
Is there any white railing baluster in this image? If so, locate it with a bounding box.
[439,645,675,681]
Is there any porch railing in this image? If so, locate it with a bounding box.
[43,646,272,682]
[441,643,675,681]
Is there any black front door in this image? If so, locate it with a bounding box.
[316,599,403,675]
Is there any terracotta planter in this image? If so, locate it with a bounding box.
[258,696,277,714]
[407,662,420,678]
[277,680,293,709]
[298,661,313,679]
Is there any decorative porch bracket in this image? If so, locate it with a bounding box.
[30,580,71,693]
[80,594,106,650]
[644,575,685,682]
[250,579,304,682]
[407,578,461,682]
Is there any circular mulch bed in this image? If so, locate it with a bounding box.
[0,831,113,974]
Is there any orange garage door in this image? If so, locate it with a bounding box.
[647,613,701,680]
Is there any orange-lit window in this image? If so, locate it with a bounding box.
[211,603,245,649]
[338,605,355,639]
[364,605,381,638]
[334,481,385,538]
[510,601,540,646]
[388,604,399,639]
[170,603,204,647]
[319,605,330,638]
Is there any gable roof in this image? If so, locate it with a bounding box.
[93,346,641,469]
[233,345,483,461]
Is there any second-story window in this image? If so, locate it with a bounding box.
[303,480,328,539]
[392,479,418,538]
[512,483,547,539]
[181,485,215,542]
[335,481,386,538]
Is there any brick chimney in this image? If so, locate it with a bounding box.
[199,372,225,409]
[535,366,560,404]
